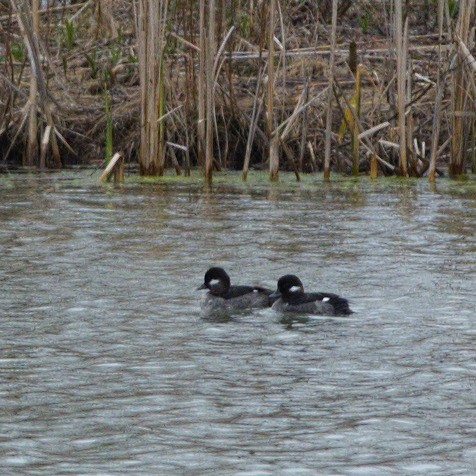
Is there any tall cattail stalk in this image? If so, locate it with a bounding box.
[267,0,279,181]
[26,0,39,167]
[449,0,475,176]
[336,63,362,175]
[157,58,166,175]
[323,0,338,180]
[204,0,216,183]
[276,1,286,122]
[137,0,159,175]
[395,0,408,176]
[197,0,206,168]
[182,0,196,176]
[299,80,309,172]
[351,65,362,176]
[428,0,445,182]
[406,57,414,173]
[137,0,168,176]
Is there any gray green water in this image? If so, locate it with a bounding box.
[1,171,475,474]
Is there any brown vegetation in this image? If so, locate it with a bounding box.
[0,1,475,180]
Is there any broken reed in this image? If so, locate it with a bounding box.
[1,1,475,180]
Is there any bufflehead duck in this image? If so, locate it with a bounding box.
[270,274,352,315]
[198,267,273,311]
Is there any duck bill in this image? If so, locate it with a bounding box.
[269,290,281,299]
[197,284,207,291]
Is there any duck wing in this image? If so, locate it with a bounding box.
[224,285,271,299]
[308,292,353,315]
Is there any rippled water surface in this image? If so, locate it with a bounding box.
[1,172,475,475]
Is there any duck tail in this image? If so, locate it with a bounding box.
[330,296,353,315]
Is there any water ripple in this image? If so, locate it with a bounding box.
[0,176,475,474]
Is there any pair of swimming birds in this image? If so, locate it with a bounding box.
[198,267,352,315]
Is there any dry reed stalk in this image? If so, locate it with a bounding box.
[406,57,414,174]
[95,0,117,38]
[207,33,234,171]
[69,1,94,24]
[456,36,476,73]
[428,0,445,182]
[450,0,475,176]
[299,80,309,171]
[137,0,157,175]
[99,151,124,182]
[137,0,168,176]
[2,110,29,163]
[216,0,223,46]
[271,86,327,177]
[395,0,408,176]
[281,141,300,181]
[249,0,254,34]
[167,146,182,176]
[276,87,306,142]
[351,65,362,175]
[269,135,280,180]
[323,0,338,180]
[0,3,82,22]
[334,78,395,172]
[370,153,378,178]
[39,125,51,169]
[276,0,286,120]
[276,87,328,139]
[307,141,317,172]
[228,42,451,63]
[179,1,197,176]
[155,0,169,176]
[197,0,206,168]
[267,0,279,181]
[157,64,166,175]
[358,121,391,140]
[26,0,39,167]
[204,0,216,183]
[242,66,265,181]
[10,0,61,168]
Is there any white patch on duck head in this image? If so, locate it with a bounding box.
[289,285,301,293]
[209,279,220,286]
[322,297,330,302]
